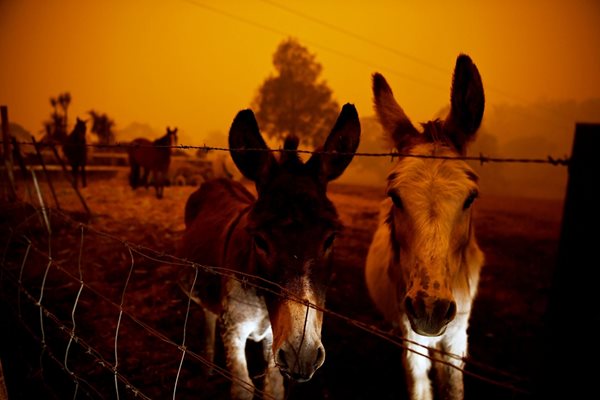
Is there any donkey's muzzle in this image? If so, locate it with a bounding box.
[276,343,326,382]
[405,295,457,337]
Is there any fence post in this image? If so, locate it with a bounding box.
[1,106,17,202]
[31,136,61,210]
[0,360,8,400]
[538,123,598,398]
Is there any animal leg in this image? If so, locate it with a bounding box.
[142,169,150,189]
[71,164,78,188]
[129,163,139,189]
[202,309,218,376]
[435,329,467,400]
[155,171,163,199]
[221,313,255,400]
[81,164,87,188]
[262,330,284,400]
[404,330,434,400]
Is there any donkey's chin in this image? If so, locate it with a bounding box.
[278,368,315,383]
[409,320,448,337]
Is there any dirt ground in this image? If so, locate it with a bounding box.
[0,174,563,399]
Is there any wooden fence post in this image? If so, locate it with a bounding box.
[538,123,598,398]
[0,360,8,400]
[1,105,17,202]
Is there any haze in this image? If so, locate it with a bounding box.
[1,0,599,198]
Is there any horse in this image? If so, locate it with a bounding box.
[62,117,88,188]
[179,104,360,399]
[365,54,485,400]
[128,126,178,199]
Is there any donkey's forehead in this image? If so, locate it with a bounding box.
[250,173,339,229]
[387,143,478,193]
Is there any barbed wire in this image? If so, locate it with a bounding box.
[3,139,570,166]
[1,204,532,396]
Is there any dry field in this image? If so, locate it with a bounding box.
[0,175,563,399]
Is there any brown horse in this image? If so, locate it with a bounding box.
[179,104,360,399]
[365,54,485,400]
[62,117,87,188]
[128,126,177,199]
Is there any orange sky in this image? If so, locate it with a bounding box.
[1,0,599,145]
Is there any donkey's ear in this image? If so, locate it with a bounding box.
[372,73,420,151]
[308,103,360,181]
[444,54,485,154]
[229,109,275,183]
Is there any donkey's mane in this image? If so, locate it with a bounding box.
[397,119,458,153]
[420,119,445,144]
[279,135,302,166]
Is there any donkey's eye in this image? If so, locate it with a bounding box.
[323,233,336,252]
[463,191,478,210]
[254,235,270,255]
[388,191,403,210]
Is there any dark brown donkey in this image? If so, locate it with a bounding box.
[128,126,178,199]
[179,104,360,399]
[62,117,87,188]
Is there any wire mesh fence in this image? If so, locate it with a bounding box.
[0,199,535,399]
[0,127,565,398]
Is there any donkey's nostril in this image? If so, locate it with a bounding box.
[314,345,326,369]
[277,349,288,369]
[445,300,457,322]
[405,296,417,319]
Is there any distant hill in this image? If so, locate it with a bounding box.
[114,122,159,143]
[7,123,37,154]
[8,123,33,142]
[114,121,193,149]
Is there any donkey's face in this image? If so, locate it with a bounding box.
[373,55,484,337]
[167,127,178,146]
[229,104,360,382]
[73,118,87,137]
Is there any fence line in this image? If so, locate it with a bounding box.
[3,222,275,399]
[2,270,150,400]
[3,139,570,166]
[2,238,273,400]
[0,203,531,397]
[75,213,528,385]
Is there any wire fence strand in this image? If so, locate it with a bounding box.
[2,139,570,166]
[0,204,533,397]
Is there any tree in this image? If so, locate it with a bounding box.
[252,38,339,147]
[58,92,71,131]
[88,110,116,146]
[43,92,71,142]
